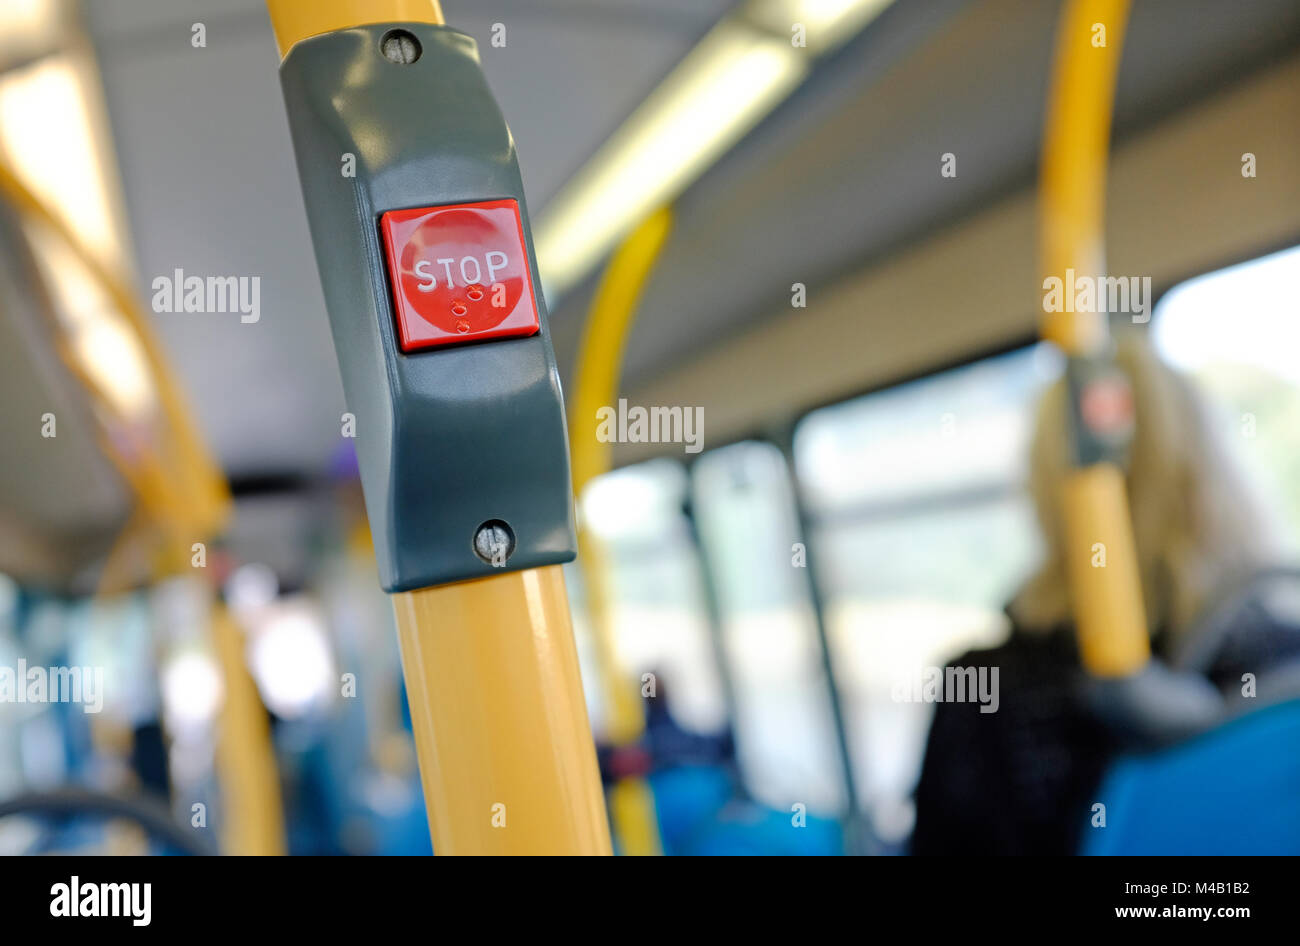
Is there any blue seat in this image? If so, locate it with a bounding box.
[649,765,844,856]
[1083,699,1300,855]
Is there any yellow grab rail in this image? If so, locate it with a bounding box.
[1039,0,1150,676]
[211,605,288,855]
[269,0,613,855]
[0,160,229,562]
[0,156,283,852]
[393,568,612,855]
[268,0,445,57]
[569,207,673,855]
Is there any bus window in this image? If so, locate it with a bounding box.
[1153,243,1300,551]
[573,459,727,740]
[792,345,1061,842]
[692,441,847,816]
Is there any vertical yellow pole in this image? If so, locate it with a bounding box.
[570,208,674,855]
[268,0,612,855]
[267,0,445,53]
[211,605,287,855]
[1039,0,1150,676]
[393,568,611,855]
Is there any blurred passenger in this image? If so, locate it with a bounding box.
[911,333,1300,855]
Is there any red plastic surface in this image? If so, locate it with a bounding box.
[380,199,541,352]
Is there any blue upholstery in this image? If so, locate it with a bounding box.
[1083,699,1300,855]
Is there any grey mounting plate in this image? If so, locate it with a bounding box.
[280,23,576,593]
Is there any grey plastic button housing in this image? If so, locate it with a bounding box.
[279,23,577,592]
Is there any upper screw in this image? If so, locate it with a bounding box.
[381,30,421,64]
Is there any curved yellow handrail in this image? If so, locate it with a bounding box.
[0,159,230,563]
[0,161,286,854]
[569,207,673,855]
[570,207,674,494]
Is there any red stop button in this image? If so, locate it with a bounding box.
[380,199,541,352]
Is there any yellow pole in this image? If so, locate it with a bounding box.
[570,208,673,855]
[211,605,288,855]
[269,0,613,855]
[0,153,283,850]
[393,568,611,854]
[267,0,445,56]
[1039,0,1149,676]
[0,160,228,550]
[569,207,675,495]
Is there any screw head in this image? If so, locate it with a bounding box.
[380,30,421,64]
[473,520,515,566]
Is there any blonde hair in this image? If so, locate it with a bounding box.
[1010,333,1283,642]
